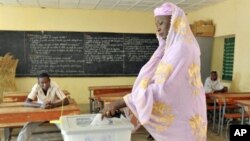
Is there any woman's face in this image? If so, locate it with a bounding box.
[155,15,171,40]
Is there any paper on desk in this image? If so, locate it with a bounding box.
[90,113,111,126]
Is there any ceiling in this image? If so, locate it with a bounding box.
[0,0,226,13]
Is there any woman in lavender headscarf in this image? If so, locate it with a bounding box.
[102,2,207,141]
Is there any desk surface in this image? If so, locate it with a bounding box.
[88,85,132,91]
[3,90,70,103]
[208,93,250,99]
[236,100,250,106]
[236,100,250,116]
[0,100,80,124]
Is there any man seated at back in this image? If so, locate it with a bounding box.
[17,72,69,141]
[204,71,228,93]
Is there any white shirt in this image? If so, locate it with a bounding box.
[27,81,66,104]
[204,77,224,93]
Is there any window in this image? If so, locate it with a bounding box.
[222,37,235,81]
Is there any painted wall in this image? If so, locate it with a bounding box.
[188,0,236,37]
[232,0,250,91]
[3,0,250,104]
[188,0,250,92]
[0,6,155,32]
[0,6,156,104]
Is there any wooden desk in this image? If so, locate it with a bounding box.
[3,90,70,103]
[235,100,250,124]
[0,92,77,141]
[208,93,250,134]
[236,100,250,107]
[88,85,132,97]
[100,96,124,102]
[0,99,80,125]
[99,95,125,107]
[88,85,132,113]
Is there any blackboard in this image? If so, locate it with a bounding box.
[0,31,158,76]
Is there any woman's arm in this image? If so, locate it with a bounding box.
[102,99,127,118]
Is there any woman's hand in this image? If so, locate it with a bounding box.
[102,99,126,119]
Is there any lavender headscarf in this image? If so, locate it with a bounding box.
[154,2,173,16]
[124,2,207,141]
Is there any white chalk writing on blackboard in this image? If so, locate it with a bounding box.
[0,31,158,76]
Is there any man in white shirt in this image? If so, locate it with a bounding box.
[204,71,228,93]
[17,72,69,141]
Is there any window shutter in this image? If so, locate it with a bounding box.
[222,37,235,81]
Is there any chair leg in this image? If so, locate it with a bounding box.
[217,105,222,134]
[3,128,10,141]
[220,116,224,136]
[225,118,232,139]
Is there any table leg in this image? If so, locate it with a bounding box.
[212,99,216,130]
[217,104,222,134]
[241,106,245,125]
[89,90,92,113]
[220,101,226,135]
[4,128,10,141]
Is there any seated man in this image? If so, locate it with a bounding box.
[17,72,69,141]
[204,71,228,93]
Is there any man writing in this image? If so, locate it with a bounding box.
[17,72,69,141]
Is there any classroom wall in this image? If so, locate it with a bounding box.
[188,0,237,89]
[0,6,156,104]
[3,0,250,103]
[188,0,250,91]
[209,36,234,89]
[0,6,155,32]
[187,0,236,37]
[232,0,250,91]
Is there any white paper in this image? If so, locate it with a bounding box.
[90,114,111,126]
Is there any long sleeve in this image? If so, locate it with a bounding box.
[204,78,212,93]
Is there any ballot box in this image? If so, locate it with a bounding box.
[60,114,134,141]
